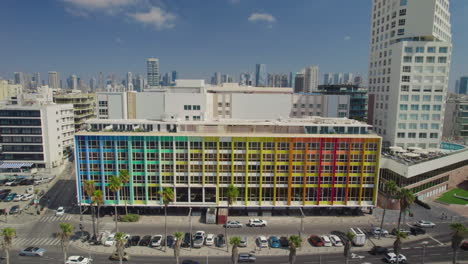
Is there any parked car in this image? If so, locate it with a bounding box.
[205,234,215,246]
[461,241,468,251]
[192,231,205,248]
[34,178,48,185]
[369,246,388,255]
[372,227,389,236]
[239,236,248,247]
[224,220,243,228]
[181,233,191,248]
[216,234,226,248]
[391,228,411,236]
[65,256,93,264]
[329,235,343,246]
[19,247,46,256]
[269,236,280,248]
[0,180,9,185]
[166,235,175,248]
[248,219,267,227]
[19,179,34,186]
[9,205,20,214]
[104,233,115,247]
[238,253,256,263]
[150,235,163,247]
[13,194,24,202]
[309,235,324,247]
[3,193,17,202]
[55,206,65,216]
[139,235,152,246]
[415,220,436,228]
[256,236,268,248]
[109,251,130,261]
[410,227,426,236]
[279,236,289,247]
[4,180,17,186]
[125,236,140,248]
[0,193,8,201]
[0,189,11,194]
[384,252,407,263]
[320,235,332,247]
[21,194,34,201]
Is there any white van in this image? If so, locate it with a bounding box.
[350,227,366,246]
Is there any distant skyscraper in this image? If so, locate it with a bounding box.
[171,71,178,84]
[135,74,144,92]
[221,74,230,84]
[89,78,96,91]
[294,73,305,93]
[343,73,353,84]
[459,77,468,95]
[289,72,296,88]
[126,72,133,91]
[68,75,78,90]
[304,66,319,93]
[33,72,41,89]
[147,58,160,87]
[98,72,104,89]
[14,72,23,86]
[455,80,460,94]
[354,76,363,86]
[48,71,60,88]
[255,64,267,87]
[323,73,332,85]
[333,73,343,85]
[211,72,222,85]
[162,72,171,86]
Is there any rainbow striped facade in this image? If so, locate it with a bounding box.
[75,133,381,208]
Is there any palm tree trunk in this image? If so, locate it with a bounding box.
[62,242,67,264]
[232,245,238,264]
[114,195,118,232]
[452,248,457,264]
[397,209,403,231]
[91,206,96,238]
[226,203,229,253]
[378,197,388,240]
[96,205,100,235]
[164,205,167,252]
[5,248,9,264]
[124,186,128,215]
[289,246,296,264]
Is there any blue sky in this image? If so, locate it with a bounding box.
[0,0,467,89]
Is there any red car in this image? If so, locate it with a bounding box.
[461,241,468,251]
[309,235,324,247]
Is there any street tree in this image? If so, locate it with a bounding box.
[378,180,398,239]
[393,230,408,264]
[449,222,467,264]
[396,188,415,231]
[230,236,241,264]
[288,235,302,264]
[158,187,174,252]
[225,184,239,252]
[83,180,96,237]
[114,232,126,264]
[173,232,184,264]
[58,222,74,264]
[91,189,104,235]
[343,231,356,264]
[109,175,122,232]
[1,227,16,264]
[119,170,130,215]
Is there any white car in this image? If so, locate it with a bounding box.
[385,252,407,263]
[225,220,243,228]
[239,236,248,247]
[55,206,65,216]
[248,219,267,227]
[150,235,163,247]
[373,227,389,236]
[21,194,34,201]
[329,235,343,246]
[65,256,93,264]
[104,233,115,247]
[205,234,215,246]
[256,236,268,248]
[13,194,24,202]
[320,235,332,247]
[416,220,436,228]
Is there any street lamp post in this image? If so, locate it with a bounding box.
[189,207,192,252]
[299,208,305,238]
[421,241,429,264]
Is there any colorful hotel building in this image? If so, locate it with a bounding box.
[75,118,381,208]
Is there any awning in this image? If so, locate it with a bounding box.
[0,162,34,169]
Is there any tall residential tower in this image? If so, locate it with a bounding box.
[147,58,160,87]
[48,71,60,88]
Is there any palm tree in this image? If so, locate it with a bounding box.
[343,231,356,264]
[1,227,16,264]
[225,184,239,252]
[229,236,241,264]
[449,222,467,264]
[109,175,122,232]
[83,180,96,238]
[288,235,302,264]
[158,187,174,252]
[378,180,398,240]
[396,188,415,231]
[114,232,126,264]
[119,170,130,215]
[58,223,74,264]
[91,189,104,235]
[393,230,408,264]
[173,232,184,264]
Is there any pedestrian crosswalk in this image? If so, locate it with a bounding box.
[39,214,74,223]
[12,237,62,246]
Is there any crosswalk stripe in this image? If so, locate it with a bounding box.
[51,239,60,246]
[37,238,48,245]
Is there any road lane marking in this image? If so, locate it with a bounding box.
[429,235,444,246]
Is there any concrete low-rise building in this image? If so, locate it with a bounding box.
[54,92,96,131]
[443,93,468,145]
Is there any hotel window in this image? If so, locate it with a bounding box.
[439,47,448,53]
[147,141,157,149]
[352,143,363,151]
[432,114,440,121]
[233,153,246,161]
[427,47,436,53]
[401,76,410,82]
[337,142,349,150]
[433,105,442,111]
[402,66,411,73]
[350,155,362,162]
[431,124,439,130]
[184,105,192,110]
[147,164,158,172]
[409,123,417,130]
[366,143,378,151]
[205,141,217,150]
[415,47,424,53]
[118,152,128,160]
[161,153,172,161]
[364,166,376,173]
[399,104,408,111]
[277,142,289,150]
[434,95,443,102]
[161,141,173,149]
[176,141,188,149]
[423,95,431,102]
[410,114,418,120]
[132,152,144,161]
[277,154,288,162]
[248,142,260,150]
[426,56,435,63]
[430,133,438,138]
[293,153,304,161]
[323,142,334,150]
[403,56,412,63]
[419,133,427,138]
[190,141,202,149]
[262,154,274,162]
[293,142,306,150]
[321,154,333,162]
[420,123,428,130]
[397,28,405,35]
[408,133,416,138]
[219,142,231,150]
[410,105,419,111]
[133,164,144,172]
[404,47,413,53]
[438,57,447,63]
[401,85,409,92]
[192,105,201,110]
[415,56,424,63]
[308,142,319,150]
[190,153,202,161]
[205,153,216,161]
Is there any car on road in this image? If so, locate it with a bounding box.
[19,247,46,257]
[125,236,140,248]
[248,219,267,227]
[192,231,205,248]
[104,233,115,247]
[216,234,226,248]
[320,235,332,247]
[384,252,407,263]
[150,235,163,247]
[224,220,243,228]
[166,235,175,248]
[391,228,411,236]
[9,205,20,214]
[205,234,215,246]
[56,206,65,216]
[461,241,468,250]
[3,193,16,202]
[256,236,268,248]
[410,227,426,236]
[109,251,130,261]
[372,227,389,236]
[139,235,152,247]
[279,236,289,248]
[65,256,93,264]
[309,235,324,247]
[239,236,248,247]
[181,260,200,264]
[181,233,191,248]
[21,193,34,201]
[415,220,436,228]
[238,253,256,263]
[329,235,343,246]
[369,246,388,255]
[268,236,280,248]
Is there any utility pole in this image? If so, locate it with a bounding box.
[189,207,192,252]
[299,207,305,238]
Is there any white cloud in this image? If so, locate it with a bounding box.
[248,12,276,23]
[63,0,137,10]
[128,7,176,30]
[344,36,352,41]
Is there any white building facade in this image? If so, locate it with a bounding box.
[368,0,452,149]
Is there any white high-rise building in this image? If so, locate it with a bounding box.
[48,71,60,88]
[126,72,133,91]
[368,0,452,149]
[147,58,160,87]
[303,66,319,93]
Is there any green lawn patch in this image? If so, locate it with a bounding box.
[436,188,468,205]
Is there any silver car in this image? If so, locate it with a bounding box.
[239,237,248,247]
[19,247,46,257]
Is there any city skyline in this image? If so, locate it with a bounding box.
[1,0,467,91]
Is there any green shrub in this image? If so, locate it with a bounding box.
[120,213,140,222]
